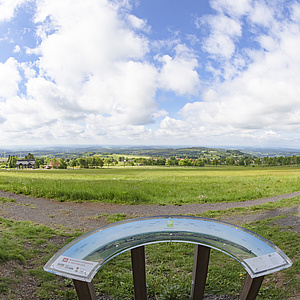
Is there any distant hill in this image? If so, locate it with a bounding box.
[2,145,300,160]
[1,146,253,160]
[238,147,300,157]
[118,147,251,160]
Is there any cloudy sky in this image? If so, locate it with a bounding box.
[1,0,300,148]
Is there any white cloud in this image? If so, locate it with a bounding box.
[127,14,150,32]
[248,1,275,27]
[19,62,37,80]
[209,0,252,17]
[2,0,300,147]
[34,0,149,87]
[78,60,159,125]
[199,14,242,59]
[179,18,300,143]
[0,0,27,22]
[84,114,153,142]
[290,2,300,22]
[0,58,21,99]
[157,44,200,95]
[25,0,162,129]
[13,45,21,53]
[155,116,197,140]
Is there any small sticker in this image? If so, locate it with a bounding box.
[167,220,174,228]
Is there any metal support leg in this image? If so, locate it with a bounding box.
[73,279,97,300]
[191,244,210,300]
[131,246,147,300]
[239,274,264,300]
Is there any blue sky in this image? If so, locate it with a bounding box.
[1,0,300,148]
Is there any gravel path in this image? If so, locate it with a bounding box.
[1,190,300,230]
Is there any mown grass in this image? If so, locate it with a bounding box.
[1,166,300,204]
[0,213,298,299]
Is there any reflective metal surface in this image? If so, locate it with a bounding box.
[44,216,292,282]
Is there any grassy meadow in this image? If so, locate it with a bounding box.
[0,165,300,299]
[1,166,300,204]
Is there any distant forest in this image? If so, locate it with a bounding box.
[2,147,300,169]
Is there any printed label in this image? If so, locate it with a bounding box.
[52,256,98,278]
[245,252,286,273]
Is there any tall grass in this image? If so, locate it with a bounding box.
[0,166,300,204]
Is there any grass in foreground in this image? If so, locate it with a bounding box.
[0,210,299,299]
[1,166,300,205]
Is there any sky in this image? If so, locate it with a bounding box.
[1,0,300,148]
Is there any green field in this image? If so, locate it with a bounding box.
[0,165,299,299]
[1,166,300,204]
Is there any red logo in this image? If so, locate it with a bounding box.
[62,258,69,263]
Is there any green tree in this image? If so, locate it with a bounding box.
[25,153,34,159]
[226,158,235,165]
[195,159,205,167]
[244,157,251,166]
[8,155,18,168]
[165,159,172,167]
[77,158,88,168]
[70,159,77,169]
[212,158,219,166]
[104,158,111,167]
[49,158,59,169]
[58,158,67,169]
[255,158,262,165]
[34,159,42,169]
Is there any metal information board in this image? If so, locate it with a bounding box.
[44,216,292,282]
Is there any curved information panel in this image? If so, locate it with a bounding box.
[44,216,292,282]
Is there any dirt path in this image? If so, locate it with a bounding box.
[1,190,300,231]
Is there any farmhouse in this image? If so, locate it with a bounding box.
[16,159,35,169]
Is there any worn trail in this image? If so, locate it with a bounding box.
[1,190,300,230]
[0,191,300,230]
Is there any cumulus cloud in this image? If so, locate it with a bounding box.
[198,13,242,59]
[179,16,300,144]
[1,0,300,146]
[157,44,201,95]
[78,61,159,125]
[0,0,162,144]
[127,14,150,33]
[34,0,149,86]
[0,58,21,99]
[248,1,275,27]
[209,0,252,17]
[27,0,163,131]
[0,0,27,22]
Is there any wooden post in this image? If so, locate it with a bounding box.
[73,279,97,300]
[131,246,147,300]
[191,244,210,300]
[239,273,264,300]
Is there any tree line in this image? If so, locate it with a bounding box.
[2,153,300,169]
